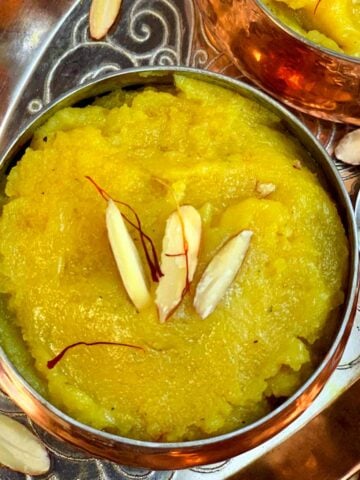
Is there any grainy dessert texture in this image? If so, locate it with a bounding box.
[0,76,348,441]
[264,0,360,57]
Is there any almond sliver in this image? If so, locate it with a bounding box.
[106,199,151,311]
[89,0,122,40]
[194,230,253,319]
[156,206,202,322]
[0,414,50,475]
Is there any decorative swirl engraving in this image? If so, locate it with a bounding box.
[150,48,179,65]
[129,6,169,44]
[126,0,181,57]
[120,466,174,479]
[27,98,44,114]
[79,63,122,84]
[338,354,360,370]
[40,0,195,104]
[192,49,209,68]
[71,13,90,47]
[191,460,230,473]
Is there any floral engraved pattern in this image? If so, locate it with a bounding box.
[40,0,197,104]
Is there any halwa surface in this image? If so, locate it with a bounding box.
[263,0,360,57]
[0,76,348,441]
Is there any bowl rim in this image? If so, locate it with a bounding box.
[0,65,358,453]
[255,0,360,64]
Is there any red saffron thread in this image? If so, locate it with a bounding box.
[151,177,192,308]
[155,177,191,298]
[47,341,144,369]
[85,176,163,282]
[176,211,191,296]
[165,249,190,293]
[314,0,322,14]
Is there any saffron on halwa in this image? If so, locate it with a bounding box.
[263,0,360,57]
[0,75,348,441]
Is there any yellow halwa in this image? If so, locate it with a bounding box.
[0,75,348,441]
[263,0,360,56]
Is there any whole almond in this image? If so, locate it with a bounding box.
[89,0,122,40]
[0,414,50,475]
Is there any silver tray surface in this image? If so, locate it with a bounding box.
[0,1,359,478]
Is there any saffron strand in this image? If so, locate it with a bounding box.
[85,176,163,281]
[47,341,144,369]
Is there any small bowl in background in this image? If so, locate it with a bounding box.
[197,0,360,125]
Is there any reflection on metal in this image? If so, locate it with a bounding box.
[0,0,359,478]
[0,0,79,152]
[356,191,360,253]
[197,0,360,125]
[229,380,360,480]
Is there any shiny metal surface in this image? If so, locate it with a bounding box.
[0,64,358,471]
[0,0,79,152]
[228,379,360,480]
[196,0,360,124]
[356,192,360,252]
[0,0,359,478]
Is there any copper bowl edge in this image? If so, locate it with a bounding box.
[0,66,358,469]
[197,0,360,124]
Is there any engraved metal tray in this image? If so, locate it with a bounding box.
[0,1,359,478]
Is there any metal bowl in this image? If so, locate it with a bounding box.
[0,67,357,470]
[196,0,360,125]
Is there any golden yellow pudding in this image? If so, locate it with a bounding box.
[0,75,348,442]
[263,0,360,57]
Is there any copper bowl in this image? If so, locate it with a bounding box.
[197,0,360,125]
[0,67,358,470]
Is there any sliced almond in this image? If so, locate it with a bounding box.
[89,0,122,40]
[194,230,253,319]
[106,199,151,311]
[0,414,50,475]
[256,182,276,198]
[335,128,360,165]
[156,206,202,322]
